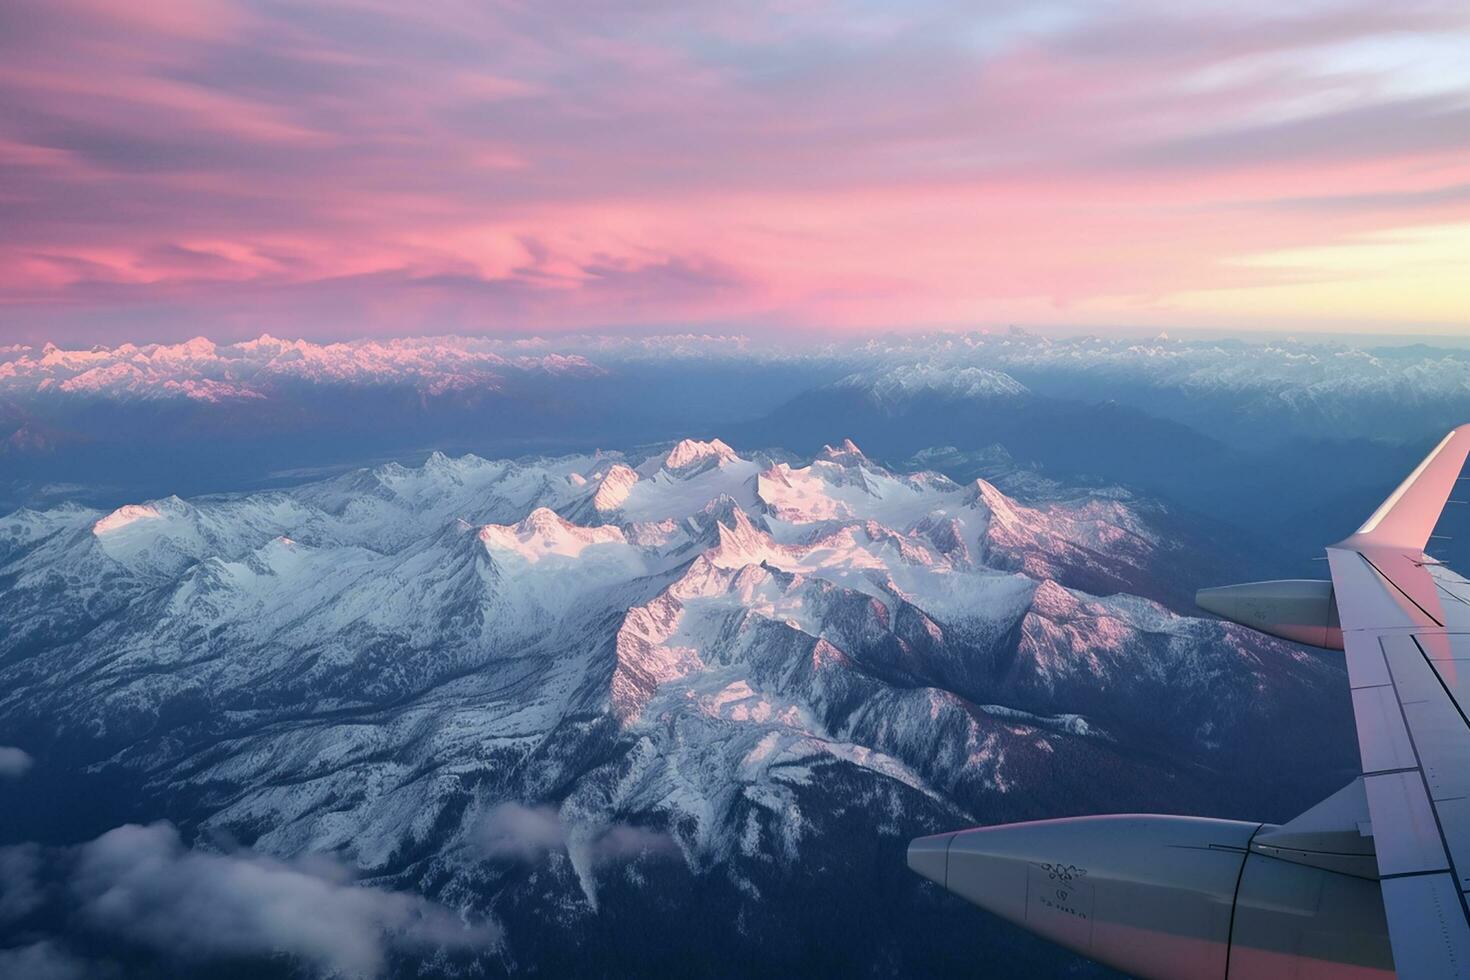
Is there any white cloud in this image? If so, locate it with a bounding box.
[476,802,676,866]
[0,844,43,923]
[0,747,33,779]
[475,802,678,909]
[0,941,93,980]
[476,803,569,862]
[70,822,495,978]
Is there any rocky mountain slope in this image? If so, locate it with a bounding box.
[0,439,1356,977]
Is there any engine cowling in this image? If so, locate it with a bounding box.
[1195,579,1343,650]
[908,809,1391,979]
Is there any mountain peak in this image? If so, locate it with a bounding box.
[92,503,164,536]
[592,464,640,512]
[478,507,626,562]
[842,365,1029,406]
[710,508,777,568]
[817,438,866,463]
[660,438,737,473]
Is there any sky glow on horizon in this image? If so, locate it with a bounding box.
[2,0,1469,344]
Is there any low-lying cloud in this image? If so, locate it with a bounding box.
[476,802,679,909]
[1,822,496,979]
[477,802,677,866]
[0,941,93,980]
[0,747,34,779]
[0,844,43,923]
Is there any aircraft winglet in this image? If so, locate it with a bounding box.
[1342,423,1470,552]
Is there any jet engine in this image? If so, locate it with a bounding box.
[908,780,1391,979]
[1194,579,1343,650]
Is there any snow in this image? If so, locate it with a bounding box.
[617,453,762,523]
[839,364,1030,405]
[0,334,604,402]
[6,332,1470,445]
[0,431,1341,925]
[93,503,164,535]
[657,438,738,473]
[591,464,639,513]
[756,450,967,529]
[479,508,628,562]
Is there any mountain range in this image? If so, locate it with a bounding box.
[0,438,1357,977]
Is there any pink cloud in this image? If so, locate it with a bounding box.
[1,0,1468,342]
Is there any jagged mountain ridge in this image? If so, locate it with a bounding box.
[0,335,601,403]
[0,438,1356,977]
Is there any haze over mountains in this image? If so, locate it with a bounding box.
[5,332,1468,436]
[1,438,1356,978]
[5,331,1468,571]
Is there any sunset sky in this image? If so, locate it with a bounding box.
[2,0,1469,343]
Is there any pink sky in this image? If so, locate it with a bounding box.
[2,0,1469,343]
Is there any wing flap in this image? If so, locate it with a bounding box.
[1380,875,1470,979]
[1350,683,1416,773]
[1362,771,1449,877]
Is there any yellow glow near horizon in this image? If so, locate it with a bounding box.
[1166,223,1470,328]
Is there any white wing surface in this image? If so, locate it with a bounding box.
[1329,424,1470,978]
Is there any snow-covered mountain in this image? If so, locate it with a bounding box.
[835,364,1030,408]
[0,439,1355,977]
[0,335,601,403]
[8,332,1467,434]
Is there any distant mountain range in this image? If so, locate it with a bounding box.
[0,335,601,403]
[6,333,1466,444]
[5,334,1464,566]
[734,369,1466,576]
[0,439,1357,978]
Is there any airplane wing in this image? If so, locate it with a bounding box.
[1328,423,1470,978]
[908,425,1470,979]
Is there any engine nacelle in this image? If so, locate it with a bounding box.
[1195,579,1343,650]
[909,810,1391,979]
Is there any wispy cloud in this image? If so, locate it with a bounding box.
[0,844,43,922]
[476,802,677,908]
[478,802,677,865]
[0,941,93,980]
[1,822,495,979]
[0,747,33,779]
[1,0,1468,341]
